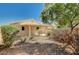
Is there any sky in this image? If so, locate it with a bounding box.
[0,3,44,25]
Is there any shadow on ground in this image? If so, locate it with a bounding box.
[0,43,69,55]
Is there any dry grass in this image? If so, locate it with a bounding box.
[49,28,79,54]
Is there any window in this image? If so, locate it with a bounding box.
[36,26,40,30]
[22,26,24,31]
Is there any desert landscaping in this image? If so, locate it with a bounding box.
[0,26,78,55]
[0,3,79,55]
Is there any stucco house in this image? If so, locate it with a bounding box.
[0,20,53,45]
[11,20,53,37]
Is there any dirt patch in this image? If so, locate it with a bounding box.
[0,43,68,55]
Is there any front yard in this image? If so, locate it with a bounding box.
[0,36,68,55]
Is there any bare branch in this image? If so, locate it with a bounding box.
[72,22,79,29]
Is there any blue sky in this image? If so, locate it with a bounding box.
[0,3,44,25]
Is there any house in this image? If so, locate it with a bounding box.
[11,20,53,37]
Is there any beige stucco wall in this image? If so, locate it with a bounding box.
[12,22,53,37]
[20,25,36,36]
[19,25,52,37]
[11,20,53,37]
[0,27,3,45]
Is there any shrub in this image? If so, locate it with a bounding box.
[50,28,79,54]
[1,25,19,48]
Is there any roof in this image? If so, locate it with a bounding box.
[11,19,53,27]
[20,22,52,27]
[20,20,37,25]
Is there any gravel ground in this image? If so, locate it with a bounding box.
[0,36,69,55]
[0,43,68,55]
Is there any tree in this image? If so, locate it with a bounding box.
[41,3,79,29]
[41,3,79,54]
[1,25,19,48]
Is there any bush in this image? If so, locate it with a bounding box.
[1,25,19,48]
[50,28,79,54]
